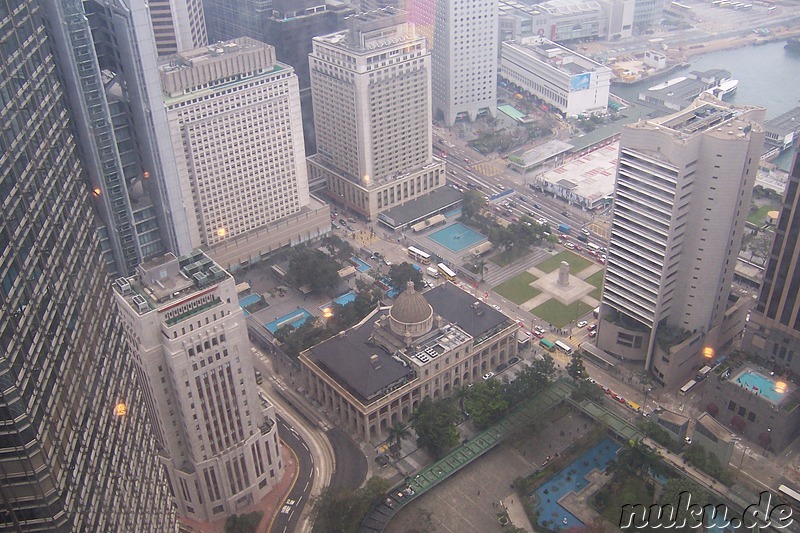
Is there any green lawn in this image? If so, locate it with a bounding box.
[493,272,540,305]
[584,270,605,301]
[535,250,593,274]
[491,246,531,267]
[531,300,594,329]
[747,203,780,225]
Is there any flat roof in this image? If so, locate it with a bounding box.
[764,106,800,135]
[305,283,513,403]
[378,187,463,229]
[539,142,619,204]
[657,409,689,427]
[696,412,733,441]
[510,139,574,167]
[512,36,605,77]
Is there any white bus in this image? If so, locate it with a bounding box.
[437,263,457,281]
[554,340,573,355]
[778,485,800,508]
[695,365,712,381]
[587,242,601,252]
[680,379,697,396]
[407,246,431,265]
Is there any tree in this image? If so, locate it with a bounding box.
[311,477,389,533]
[410,397,460,458]
[747,231,773,265]
[610,440,660,478]
[567,352,587,382]
[388,262,424,292]
[660,478,710,528]
[571,379,604,403]
[386,422,411,456]
[461,190,486,220]
[683,443,707,469]
[287,247,341,293]
[224,512,263,533]
[463,380,509,429]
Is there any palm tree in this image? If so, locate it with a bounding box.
[387,422,410,457]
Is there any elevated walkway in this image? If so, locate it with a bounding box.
[360,380,574,532]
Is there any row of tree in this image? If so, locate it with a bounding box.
[410,354,558,458]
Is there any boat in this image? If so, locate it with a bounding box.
[786,37,800,51]
[704,78,739,99]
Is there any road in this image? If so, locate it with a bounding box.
[270,415,314,533]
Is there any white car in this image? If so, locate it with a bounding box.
[565,242,575,249]
[491,304,502,311]
[577,320,588,328]
[482,372,495,380]
[538,218,548,226]
[581,228,591,236]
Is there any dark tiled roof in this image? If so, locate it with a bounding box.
[423,283,509,338]
[308,311,413,402]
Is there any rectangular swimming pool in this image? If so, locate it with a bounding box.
[238,294,261,308]
[264,309,312,334]
[732,367,791,404]
[320,291,356,311]
[350,257,371,272]
[428,223,486,253]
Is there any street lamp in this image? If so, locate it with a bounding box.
[739,446,749,469]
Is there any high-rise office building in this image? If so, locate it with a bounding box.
[597,95,765,387]
[203,0,356,155]
[148,0,208,57]
[159,37,331,269]
[307,9,446,220]
[113,251,284,521]
[0,2,176,530]
[743,147,800,374]
[44,0,194,277]
[432,0,498,126]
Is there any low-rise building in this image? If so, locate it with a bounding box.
[500,36,611,118]
[655,409,689,444]
[693,412,735,466]
[298,282,519,441]
[699,364,800,453]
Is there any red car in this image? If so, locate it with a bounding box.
[616,396,627,404]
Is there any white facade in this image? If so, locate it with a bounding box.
[598,95,765,378]
[432,0,498,126]
[308,10,447,220]
[114,251,284,521]
[161,38,310,248]
[500,36,611,117]
[148,0,208,57]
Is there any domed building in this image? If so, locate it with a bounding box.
[388,281,436,343]
[299,282,519,441]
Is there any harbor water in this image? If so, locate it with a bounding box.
[612,40,800,170]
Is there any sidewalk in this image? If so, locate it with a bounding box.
[177,442,298,533]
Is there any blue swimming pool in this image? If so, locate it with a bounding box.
[533,438,620,531]
[351,257,371,272]
[264,309,312,334]
[733,367,791,404]
[238,294,262,308]
[428,223,486,253]
[320,291,356,311]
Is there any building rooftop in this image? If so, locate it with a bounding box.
[510,37,606,78]
[304,283,513,403]
[315,7,415,53]
[764,106,800,136]
[509,139,574,167]
[538,142,619,205]
[377,186,463,230]
[657,409,690,427]
[696,412,734,442]
[159,37,279,98]
[113,250,230,315]
[638,69,730,113]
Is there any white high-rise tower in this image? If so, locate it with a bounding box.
[114,251,284,521]
[598,95,765,387]
[307,8,446,220]
[432,0,498,126]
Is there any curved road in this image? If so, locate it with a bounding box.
[271,415,314,533]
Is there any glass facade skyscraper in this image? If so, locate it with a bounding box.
[0,1,176,530]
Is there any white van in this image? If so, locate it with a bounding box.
[426,266,439,278]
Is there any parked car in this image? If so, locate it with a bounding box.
[577,320,588,328]
[589,330,597,338]
[587,324,597,331]
[482,372,495,380]
[509,357,520,365]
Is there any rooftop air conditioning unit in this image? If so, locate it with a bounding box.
[132,294,149,314]
[115,277,131,295]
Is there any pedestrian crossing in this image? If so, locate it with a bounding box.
[471,158,507,177]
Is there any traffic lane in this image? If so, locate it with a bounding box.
[273,415,314,533]
[327,427,368,490]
